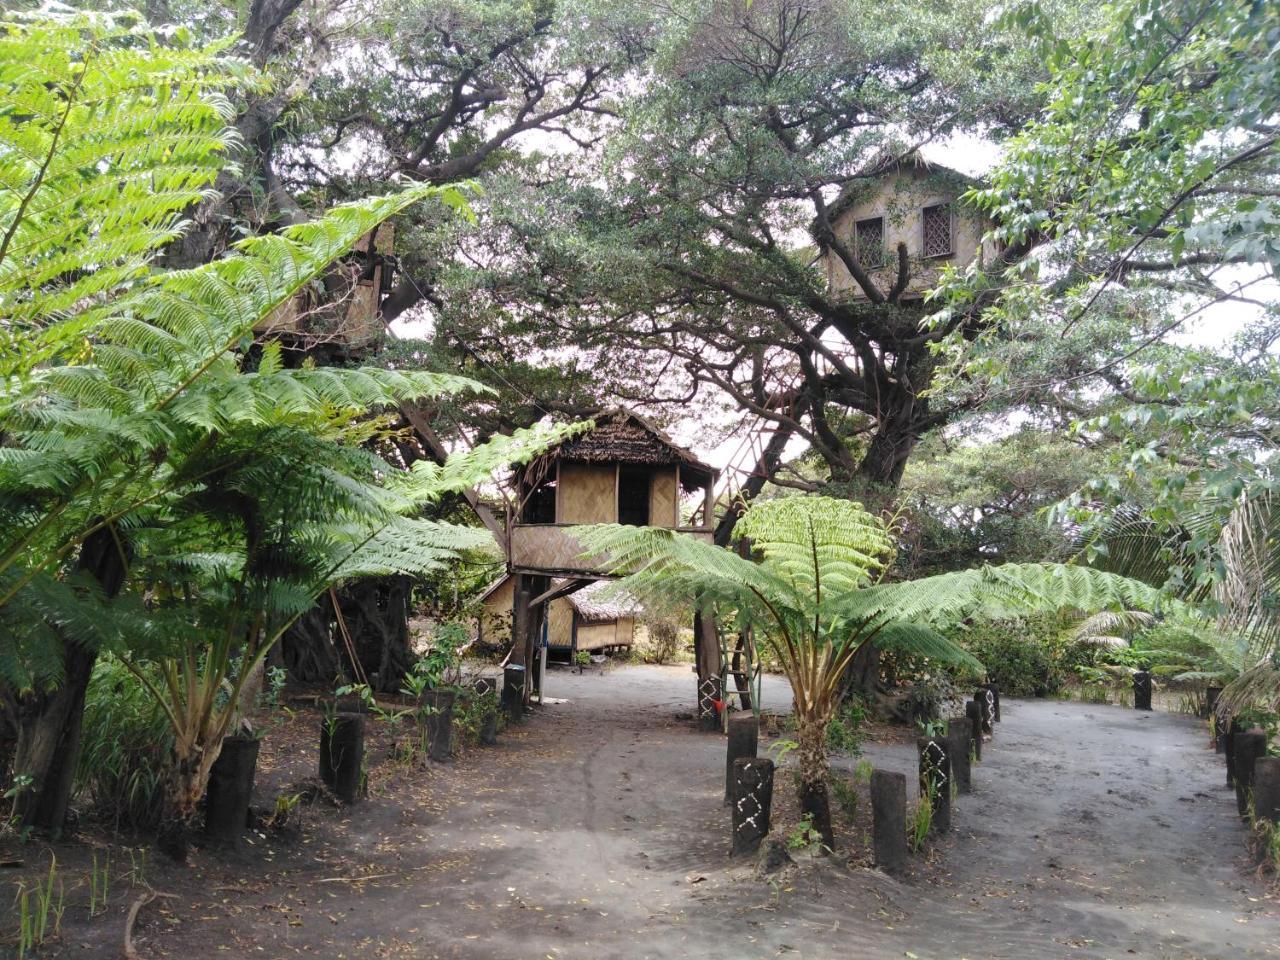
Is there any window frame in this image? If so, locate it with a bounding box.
[921,202,954,259]
[853,215,886,268]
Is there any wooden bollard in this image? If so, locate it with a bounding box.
[421,688,456,762]
[974,689,994,736]
[1133,670,1153,711]
[1225,718,1243,788]
[946,717,973,794]
[502,664,525,725]
[731,757,774,856]
[205,735,260,846]
[473,678,499,745]
[986,682,1001,722]
[321,713,365,804]
[1205,686,1222,721]
[725,713,759,803]
[870,769,907,875]
[698,675,723,732]
[1253,757,1280,825]
[1234,729,1268,818]
[965,701,983,762]
[918,736,952,834]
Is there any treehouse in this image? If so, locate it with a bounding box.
[255,223,396,348]
[502,411,717,705]
[820,157,999,303]
[509,409,717,576]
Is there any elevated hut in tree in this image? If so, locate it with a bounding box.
[504,410,719,705]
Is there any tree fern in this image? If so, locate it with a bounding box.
[580,495,1172,847]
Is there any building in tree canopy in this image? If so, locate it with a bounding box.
[509,409,717,576]
[820,156,999,303]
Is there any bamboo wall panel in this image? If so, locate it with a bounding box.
[547,598,574,648]
[559,464,616,523]
[479,576,515,644]
[649,469,677,527]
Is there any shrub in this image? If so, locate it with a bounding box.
[825,699,867,754]
[956,621,1061,697]
[77,657,170,832]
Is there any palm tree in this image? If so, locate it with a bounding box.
[582,496,1164,847]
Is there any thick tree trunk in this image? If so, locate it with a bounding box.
[336,577,414,692]
[796,716,834,850]
[281,599,344,684]
[11,526,129,834]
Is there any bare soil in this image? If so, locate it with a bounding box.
[3,663,1277,959]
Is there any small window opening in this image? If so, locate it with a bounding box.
[617,469,650,527]
[922,203,953,258]
[522,478,557,523]
[854,216,885,267]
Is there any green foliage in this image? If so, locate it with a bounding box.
[11,855,64,959]
[786,814,826,854]
[0,7,258,368]
[830,775,859,821]
[955,621,1061,697]
[583,495,1162,817]
[76,657,169,832]
[825,700,867,756]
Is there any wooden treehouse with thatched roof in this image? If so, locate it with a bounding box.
[500,410,723,716]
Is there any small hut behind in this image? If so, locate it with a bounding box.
[480,575,637,657]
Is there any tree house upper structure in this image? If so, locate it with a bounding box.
[508,410,717,577]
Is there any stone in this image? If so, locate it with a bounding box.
[755,836,792,876]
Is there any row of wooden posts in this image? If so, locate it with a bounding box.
[726,685,1002,871]
[203,674,517,847]
[1210,686,1280,842]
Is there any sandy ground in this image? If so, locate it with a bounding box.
[6,663,1278,959]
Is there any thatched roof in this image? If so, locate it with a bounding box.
[522,409,716,491]
[565,580,639,622]
[477,574,639,623]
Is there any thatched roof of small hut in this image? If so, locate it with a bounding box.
[477,574,639,623]
[566,580,639,622]
[520,409,715,491]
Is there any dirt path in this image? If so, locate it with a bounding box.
[26,664,1280,959]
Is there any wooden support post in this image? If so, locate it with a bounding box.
[205,736,260,846]
[1226,718,1243,788]
[965,701,983,762]
[473,678,498,745]
[1234,729,1268,818]
[320,714,365,805]
[1253,757,1280,826]
[974,688,994,737]
[731,757,774,856]
[946,717,973,794]
[1133,671,1153,711]
[725,713,759,803]
[871,769,908,875]
[918,736,952,835]
[511,576,530,669]
[694,603,720,729]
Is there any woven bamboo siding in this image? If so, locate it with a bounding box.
[479,576,515,645]
[576,618,635,652]
[511,525,711,573]
[547,597,574,648]
[649,469,677,527]
[558,463,616,524]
